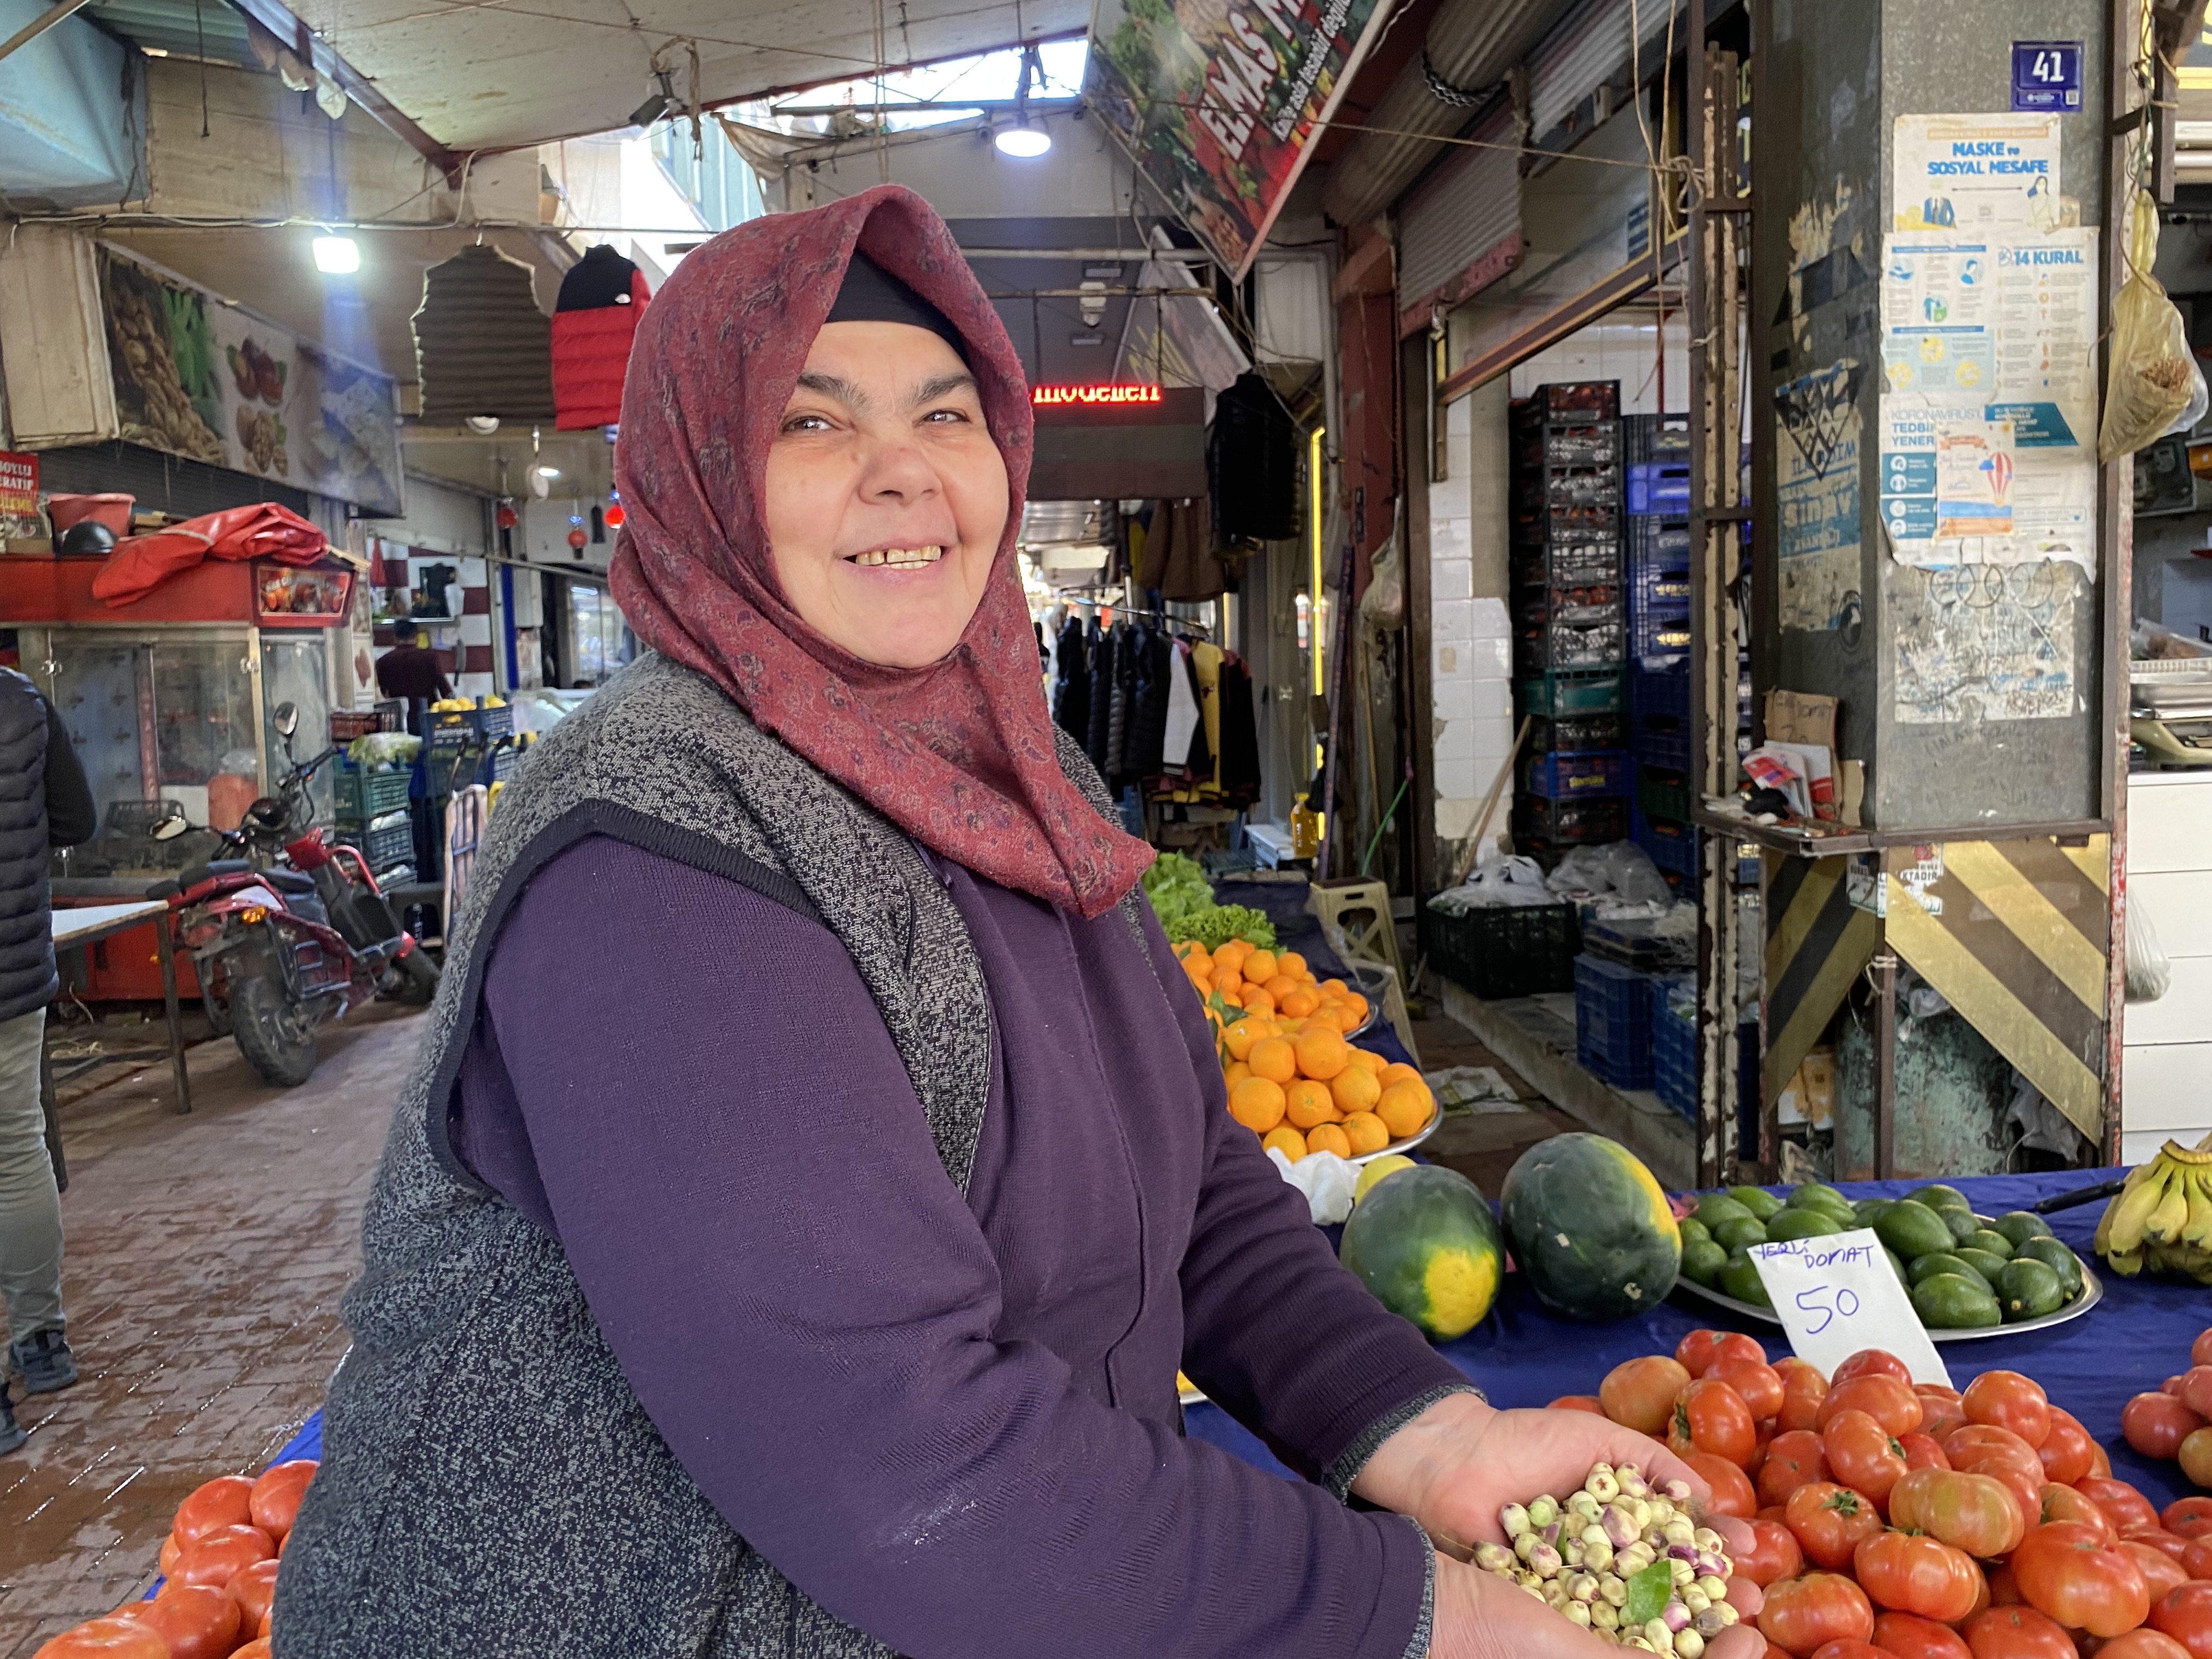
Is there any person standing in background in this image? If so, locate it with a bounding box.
[0,668,96,1452]
[373,632,454,704]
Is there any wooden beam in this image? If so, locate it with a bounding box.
[0,0,94,66]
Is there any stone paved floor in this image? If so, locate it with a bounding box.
[0,1002,428,1655]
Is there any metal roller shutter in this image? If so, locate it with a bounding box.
[1531,0,1683,143]
[1395,108,1521,332]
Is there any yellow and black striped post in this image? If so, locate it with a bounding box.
[1762,851,1881,1109]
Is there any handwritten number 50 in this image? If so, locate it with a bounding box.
[1794,1285,1861,1334]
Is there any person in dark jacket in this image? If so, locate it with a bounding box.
[0,669,96,1454]
[373,633,453,703]
[276,189,1765,1659]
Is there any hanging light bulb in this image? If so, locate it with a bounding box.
[995,125,1050,157]
[312,234,360,274]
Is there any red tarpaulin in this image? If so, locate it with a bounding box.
[92,503,328,608]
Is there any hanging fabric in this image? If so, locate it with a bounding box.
[1161,637,1201,779]
[1215,654,1262,805]
[413,245,557,424]
[551,244,653,430]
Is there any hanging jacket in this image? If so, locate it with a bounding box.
[1103,625,1132,784]
[1216,655,1262,805]
[414,244,557,424]
[1084,622,1112,771]
[1124,627,1172,782]
[1051,614,1090,742]
[552,245,652,430]
[1161,640,1201,782]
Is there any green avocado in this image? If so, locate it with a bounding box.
[1908,1251,1989,1290]
[1854,1198,1897,1227]
[1695,1193,1758,1232]
[1955,1246,2013,1285]
[1914,1272,2003,1329]
[1765,1206,1846,1243]
[2016,1235,2083,1296]
[1905,1183,1973,1214]
[1996,1258,2066,1322]
[1877,1201,1959,1261]
[1719,1250,1773,1309]
[1681,1237,1729,1287]
[1714,1216,1770,1252]
[1884,1246,1910,1285]
[1789,1182,1858,1218]
[1939,1206,1983,1244]
[1728,1185,1786,1221]
[1966,1228,2016,1261]
[1993,1211,2055,1250]
[1678,1216,1712,1247]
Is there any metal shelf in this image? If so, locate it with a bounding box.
[1690,808,2109,859]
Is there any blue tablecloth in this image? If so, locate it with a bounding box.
[1187,1170,2209,1509]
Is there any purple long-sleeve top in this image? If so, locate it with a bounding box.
[454,834,1468,1659]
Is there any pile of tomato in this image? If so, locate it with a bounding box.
[32,1460,315,1659]
[2121,1330,2212,1494]
[1556,1329,2212,1658]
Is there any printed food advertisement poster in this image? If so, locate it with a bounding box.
[98,247,403,515]
[1086,0,1391,276]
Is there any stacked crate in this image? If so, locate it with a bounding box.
[332,761,415,881]
[1510,383,1627,858]
[1621,414,1696,893]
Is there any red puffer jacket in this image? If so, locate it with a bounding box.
[551,245,652,430]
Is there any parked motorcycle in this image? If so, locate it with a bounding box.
[148,702,440,1087]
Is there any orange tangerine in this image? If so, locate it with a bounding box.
[1330,1064,1381,1116]
[1293,1027,1350,1082]
[1217,988,1243,1009]
[1375,1082,1432,1139]
[1247,1036,1297,1085]
[1241,988,1277,1018]
[1279,989,1318,1019]
[1339,991,1370,1024]
[1378,1062,1424,1091]
[1255,974,1290,1000]
[1211,967,1242,996]
[1173,939,1206,962]
[1240,949,1276,983]
[1347,1047,1386,1073]
[1260,1125,1307,1161]
[1228,1075,1287,1132]
[1304,1122,1353,1159]
[1215,938,1251,967]
[1185,965,1213,991]
[1341,1111,1390,1155]
[1222,1058,1251,1090]
[1222,1020,1263,1062]
[1320,978,1346,996]
[1277,951,1308,980]
[1283,1079,1337,1130]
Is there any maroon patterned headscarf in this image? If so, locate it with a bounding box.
[608,185,1154,919]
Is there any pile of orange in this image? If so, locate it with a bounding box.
[1173,938,1369,1030]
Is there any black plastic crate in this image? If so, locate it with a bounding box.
[1531,712,1624,754]
[1513,537,1621,590]
[1515,426,1621,469]
[1514,579,1624,628]
[1423,900,1580,999]
[1623,413,1690,465]
[1523,749,1627,799]
[1638,764,1691,822]
[1516,616,1625,670]
[1513,504,1621,544]
[1520,667,1624,717]
[1514,793,1627,848]
[336,815,414,873]
[1514,381,1621,422]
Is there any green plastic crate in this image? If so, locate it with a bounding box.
[1519,667,1624,716]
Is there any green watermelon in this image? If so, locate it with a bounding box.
[1499,1133,1682,1322]
[1339,1165,1505,1341]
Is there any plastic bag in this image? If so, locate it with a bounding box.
[1268,1147,1357,1223]
[1548,841,1672,907]
[1429,854,1553,911]
[2127,905,2172,1003]
[2102,191,2204,460]
[1359,522,1405,634]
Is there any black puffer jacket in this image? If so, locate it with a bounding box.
[0,672,97,1023]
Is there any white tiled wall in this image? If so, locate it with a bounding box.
[1508,317,1692,415]
[1430,390,1516,851]
[2121,771,2212,1164]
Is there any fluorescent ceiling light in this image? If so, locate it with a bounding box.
[535,465,561,478]
[312,235,360,274]
[994,126,1051,157]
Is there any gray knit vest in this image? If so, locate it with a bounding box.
[274,653,1141,1656]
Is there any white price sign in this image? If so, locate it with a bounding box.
[1750,1229,1953,1387]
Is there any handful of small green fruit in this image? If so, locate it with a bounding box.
[1675,1180,2089,1330]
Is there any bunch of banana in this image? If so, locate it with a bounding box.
[2096,1132,2212,1283]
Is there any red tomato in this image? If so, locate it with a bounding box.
[2149,1581,2212,1657]
[2089,1436,2113,1479]
[2135,1528,2198,1562]
[2078,1477,2162,1536]
[1872,1610,1973,1659]
[156,1535,180,1577]
[2010,1519,2153,1638]
[1825,1409,1910,1512]
[1953,1451,2046,1529]
[1762,1430,1835,1506]
[2129,1538,2196,1604]
[2034,1413,2093,1486]
[1780,1362,1833,1434]
[116,1585,239,1659]
[1547,1394,1607,1414]
[247,1459,315,1541]
[2172,1375,2196,1400]
[2165,1497,2212,1541]
[1673,1376,1760,1468]
[2039,1481,2116,1539]
[1916,1388,1969,1448]
[2182,1536,2212,1582]
[1888,1468,2028,1558]
[233,1644,272,1659]
[2180,1368,2212,1421]
[1834,1351,1914,1386]
[1713,1356,1789,1422]
[29,1620,171,1659]
[170,1476,255,1548]
[1786,1482,1887,1570]
[2181,1427,2212,1489]
[1854,1530,1985,1622]
[2197,1329,2212,1368]
[1601,1355,1692,1435]
[1808,1645,1892,1659]
[1819,1375,1923,1438]
[1898,1433,1952,1473]
[2126,1393,2208,1460]
[1960,1605,2075,1659]
[2096,1633,2196,1659]
[1684,1447,1760,1519]
[1986,1562,2022,1606]
[1679,1329,1768,1377]
[1759,1572,1876,1657]
[225,1556,279,1634]
[1739,1516,1810,1587]
[1962,1372,2051,1449]
[167,1524,274,1593]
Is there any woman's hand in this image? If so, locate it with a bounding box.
[1429,1556,1767,1659]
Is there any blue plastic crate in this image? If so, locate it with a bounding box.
[1629,606,1692,663]
[1631,713,1691,771]
[1630,663,1691,721]
[1575,953,1654,1064]
[1627,516,1691,567]
[1523,749,1627,799]
[1626,461,1691,515]
[1632,806,1699,879]
[1651,975,1696,1120]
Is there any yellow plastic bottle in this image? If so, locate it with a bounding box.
[1289,793,1322,859]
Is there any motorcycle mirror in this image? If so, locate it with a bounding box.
[150,815,191,842]
[273,702,300,738]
